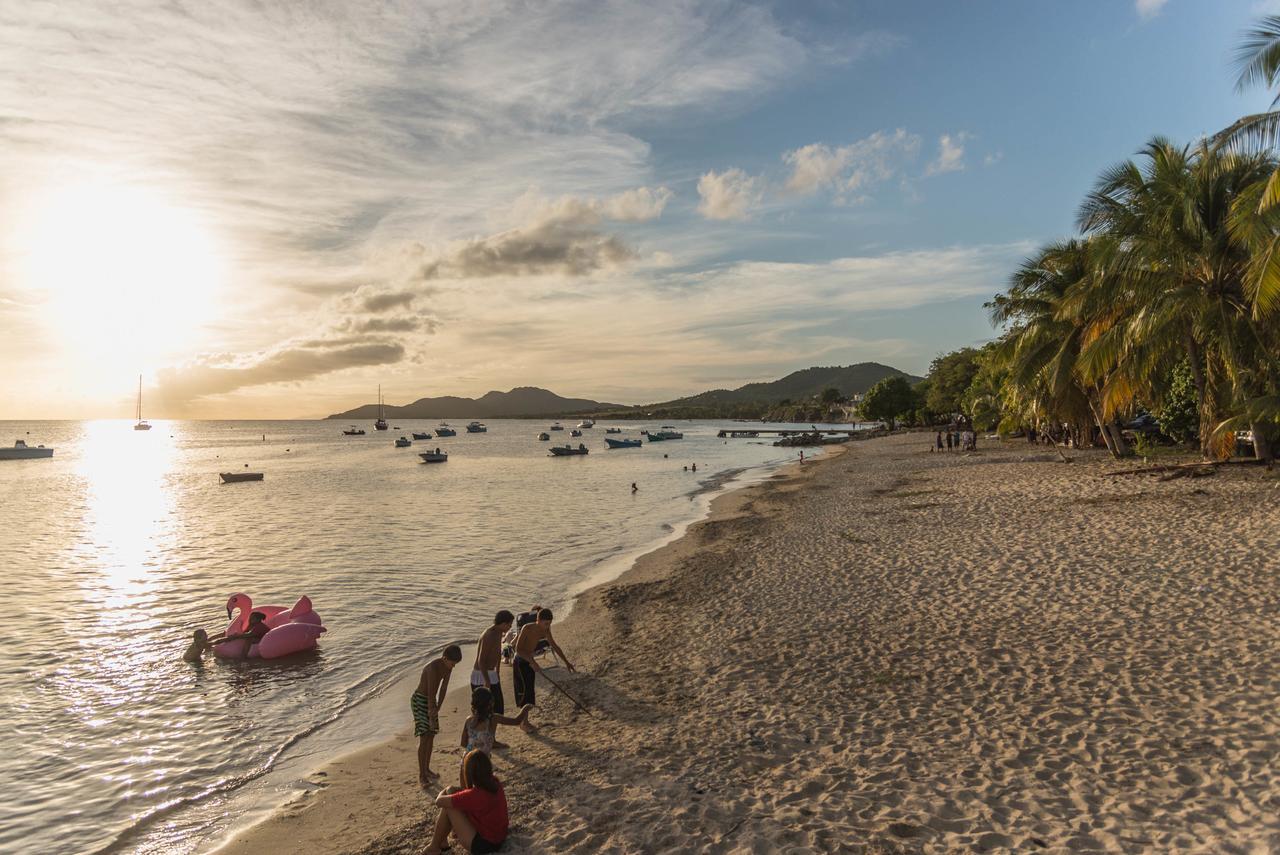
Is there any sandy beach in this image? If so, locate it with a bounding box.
[219,433,1280,854]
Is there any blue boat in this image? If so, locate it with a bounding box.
[605,437,642,449]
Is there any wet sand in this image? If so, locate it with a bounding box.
[218,433,1280,854]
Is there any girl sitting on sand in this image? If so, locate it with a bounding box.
[461,687,531,756]
[426,750,508,855]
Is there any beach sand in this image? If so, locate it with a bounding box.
[218,433,1280,854]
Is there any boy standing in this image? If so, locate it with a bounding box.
[472,611,514,748]
[413,644,461,787]
[512,609,574,731]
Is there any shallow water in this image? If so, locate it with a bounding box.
[0,418,847,853]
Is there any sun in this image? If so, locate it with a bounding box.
[14,180,226,377]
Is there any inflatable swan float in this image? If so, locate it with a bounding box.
[214,592,326,659]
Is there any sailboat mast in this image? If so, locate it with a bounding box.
[137,375,142,421]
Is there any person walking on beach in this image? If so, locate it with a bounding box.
[472,611,514,748]
[512,608,574,730]
[425,750,508,855]
[414,644,461,787]
[945,430,954,451]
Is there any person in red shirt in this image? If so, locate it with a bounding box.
[425,750,508,854]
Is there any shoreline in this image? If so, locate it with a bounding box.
[209,446,819,854]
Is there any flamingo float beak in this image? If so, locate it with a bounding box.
[227,607,233,619]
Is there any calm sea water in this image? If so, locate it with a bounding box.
[0,418,846,854]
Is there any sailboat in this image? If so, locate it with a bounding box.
[374,385,389,431]
[133,375,151,430]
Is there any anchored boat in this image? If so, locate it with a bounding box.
[0,440,54,460]
[549,444,589,456]
[605,437,642,449]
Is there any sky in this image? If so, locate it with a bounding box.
[0,0,1274,418]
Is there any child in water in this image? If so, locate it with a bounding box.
[461,687,531,756]
[183,629,211,663]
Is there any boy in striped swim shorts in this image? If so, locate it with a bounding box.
[413,644,461,788]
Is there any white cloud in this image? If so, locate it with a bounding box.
[925,133,970,177]
[1136,0,1169,19]
[782,129,921,201]
[601,186,674,222]
[697,169,763,220]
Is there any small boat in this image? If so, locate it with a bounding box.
[220,471,264,483]
[605,437,642,449]
[394,436,412,448]
[570,429,583,437]
[435,422,457,437]
[549,444,589,456]
[343,425,366,436]
[605,427,622,434]
[466,421,487,433]
[0,439,54,460]
[549,422,564,431]
[374,385,389,431]
[537,432,551,441]
[419,449,448,463]
[644,430,683,441]
[133,375,151,430]
[412,432,431,440]
[577,418,595,429]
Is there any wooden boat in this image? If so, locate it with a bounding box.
[605,437,642,449]
[435,423,457,437]
[0,440,54,460]
[394,436,412,447]
[133,375,151,430]
[549,444,589,456]
[220,471,264,483]
[411,432,431,440]
[343,425,366,435]
[419,450,448,463]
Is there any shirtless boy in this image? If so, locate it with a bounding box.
[472,610,514,748]
[512,609,574,731]
[413,644,461,787]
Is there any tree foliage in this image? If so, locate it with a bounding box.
[859,376,916,429]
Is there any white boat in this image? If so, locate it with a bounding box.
[435,422,457,437]
[0,439,54,460]
[466,421,487,433]
[419,449,448,463]
[394,436,412,447]
[537,432,551,441]
[133,375,151,430]
[577,418,595,429]
[549,422,564,431]
[374,386,389,431]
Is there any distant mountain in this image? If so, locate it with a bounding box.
[327,386,623,420]
[648,363,922,410]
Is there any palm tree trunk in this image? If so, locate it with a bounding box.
[1250,421,1274,464]
[1088,401,1123,458]
[1183,332,1211,456]
[1106,422,1132,457]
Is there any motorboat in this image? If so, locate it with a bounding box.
[643,430,683,441]
[374,385,389,431]
[0,440,54,460]
[133,375,151,430]
[537,432,551,441]
[605,437,642,449]
[411,431,431,440]
[220,471,264,483]
[466,421,487,433]
[570,429,583,437]
[435,422,457,437]
[577,418,595,429]
[605,427,622,434]
[343,425,366,435]
[419,449,448,463]
[549,422,564,431]
[549,443,589,456]
[394,436,413,448]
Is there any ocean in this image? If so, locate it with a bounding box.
[0,418,851,854]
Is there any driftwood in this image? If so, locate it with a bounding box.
[1102,461,1223,478]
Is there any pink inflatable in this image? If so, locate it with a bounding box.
[214,592,326,659]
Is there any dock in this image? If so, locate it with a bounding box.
[716,427,869,438]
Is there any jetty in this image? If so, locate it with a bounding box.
[716,427,871,438]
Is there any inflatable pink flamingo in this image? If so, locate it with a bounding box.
[214,592,326,659]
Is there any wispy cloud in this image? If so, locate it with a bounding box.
[697,168,763,220]
[783,129,921,202]
[1135,0,1169,20]
[924,133,970,177]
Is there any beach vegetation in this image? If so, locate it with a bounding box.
[859,375,917,430]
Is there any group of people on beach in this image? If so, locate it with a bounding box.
[934,421,978,453]
[412,606,574,854]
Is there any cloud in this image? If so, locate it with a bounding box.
[924,133,969,177]
[1135,0,1169,19]
[156,340,406,404]
[983,151,1004,168]
[782,129,921,201]
[601,186,673,222]
[358,290,417,313]
[697,168,763,220]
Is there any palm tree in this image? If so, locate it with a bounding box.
[1077,138,1278,461]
